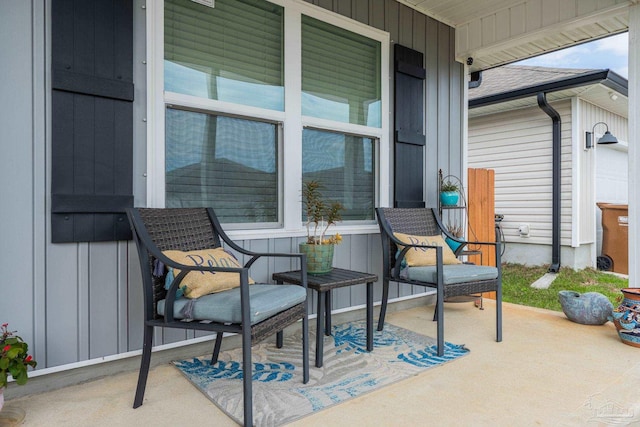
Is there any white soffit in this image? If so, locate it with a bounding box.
[396,0,632,71]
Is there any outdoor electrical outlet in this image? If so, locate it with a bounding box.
[518,224,530,237]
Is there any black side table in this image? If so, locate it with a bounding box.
[273,268,378,368]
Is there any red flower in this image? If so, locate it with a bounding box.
[2,345,10,352]
[1,323,7,328]
[25,355,33,362]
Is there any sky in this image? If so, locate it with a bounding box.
[516,32,628,79]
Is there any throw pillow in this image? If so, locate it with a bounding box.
[393,232,462,266]
[162,248,254,299]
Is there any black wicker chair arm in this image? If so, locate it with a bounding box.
[391,245,444,278]
[458,239,497,247]
[160,263,253,323]
[244,252,306,269]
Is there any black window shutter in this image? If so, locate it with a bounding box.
[393,44,426,208]
[51,0,134,243]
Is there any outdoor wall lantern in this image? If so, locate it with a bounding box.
[585,121,618,149]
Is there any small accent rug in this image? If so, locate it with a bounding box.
[173,321,469,426]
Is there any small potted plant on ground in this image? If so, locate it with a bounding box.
[0,323,37,413]
[440,179,460,206]
[300,180,344,274]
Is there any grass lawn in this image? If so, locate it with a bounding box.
[501,263,628,312]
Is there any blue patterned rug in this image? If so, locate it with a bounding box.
[174,321,469,426]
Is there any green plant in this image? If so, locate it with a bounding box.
[1,323,37,387]
[440,180,459,193]
[302,180,344,245]
[447,223,463,238]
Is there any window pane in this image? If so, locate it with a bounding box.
[166,108,278,224]
[165,0,284,111]
[302,128,375,221]
[302,15,381,127]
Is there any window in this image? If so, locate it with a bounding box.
[301,16,381,127]
[164,0,284,110]
[154,0,389,230]
[165,108,279,224]
[303,129,375,221]
[300,16,381,222]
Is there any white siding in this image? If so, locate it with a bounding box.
[469,100,573,247]
[578,99,629,255]
[579,99,629,145]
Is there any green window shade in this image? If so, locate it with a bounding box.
[302,15,381,127]
[165,0,284,111]
[166,108,278,224]
[302,128,375,221]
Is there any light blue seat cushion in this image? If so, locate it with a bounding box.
[157,284,306,325]
[405,264,498,284]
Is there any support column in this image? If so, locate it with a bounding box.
[629,4,639,287]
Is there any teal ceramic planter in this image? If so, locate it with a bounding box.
[299,243,334,275]
[440,191,459,206]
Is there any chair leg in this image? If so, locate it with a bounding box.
[133,324,153,409]
[210,332,224,365]
[377,279,389,331]
[496,285,503,342]
[242,328,253,427]
[302,314,309,384]
[432,298,438,321]
[436,286,444,357]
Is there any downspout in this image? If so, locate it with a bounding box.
[537,92,561,273]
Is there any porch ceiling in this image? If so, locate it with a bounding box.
[397,0,632,72]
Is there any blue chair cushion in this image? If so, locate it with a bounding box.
[405,264,498,284]
[157,284,306,325]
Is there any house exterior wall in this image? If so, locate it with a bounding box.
[469,100,573,243]
[468,100,577,266]
[578,99,629,257]
[0,0,47,367]
[1,0,464,373]
[469,96,628,269]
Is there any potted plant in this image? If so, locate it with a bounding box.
[440,179,460,206]
[300,180,344,274]
[0,323,37,412]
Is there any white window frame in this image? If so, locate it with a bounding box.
[146,0,390,239]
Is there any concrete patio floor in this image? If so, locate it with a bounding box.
[3,299,640,426]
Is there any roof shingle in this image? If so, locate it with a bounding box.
[469,65,601,100]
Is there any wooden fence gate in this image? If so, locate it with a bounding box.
[467,168,496,297]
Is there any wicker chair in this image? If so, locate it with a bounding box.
[376,207,502,356]
[127,208,309,427]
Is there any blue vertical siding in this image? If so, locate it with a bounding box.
[2,0,463,371]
